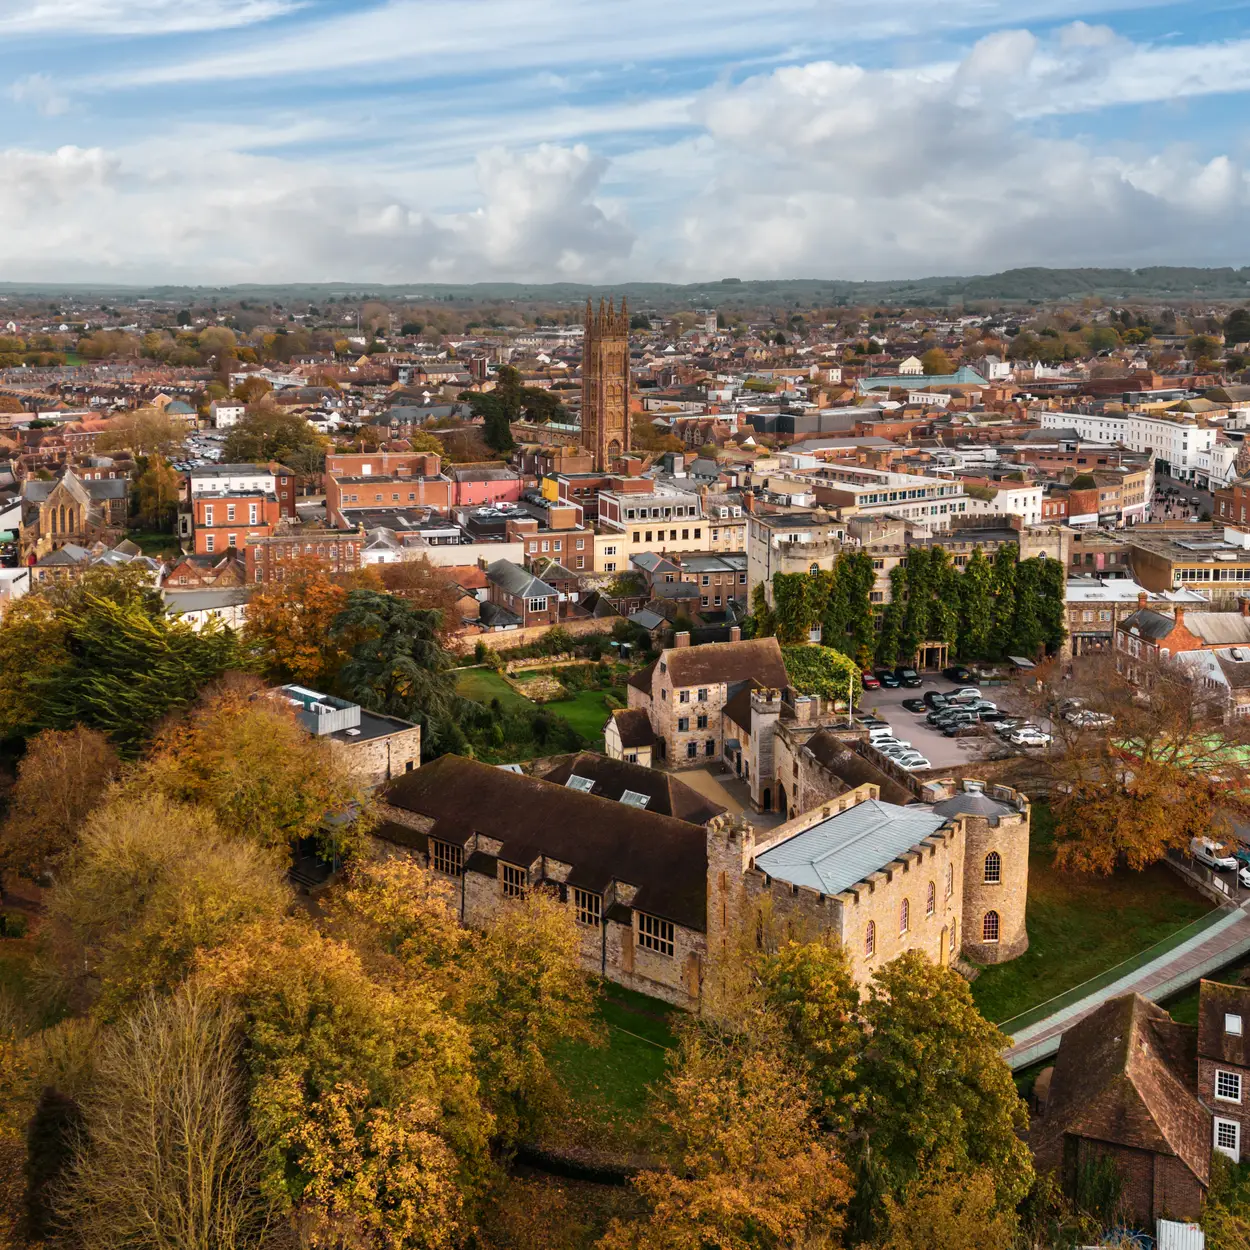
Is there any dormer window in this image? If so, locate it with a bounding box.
[1227,1013,1244,1036]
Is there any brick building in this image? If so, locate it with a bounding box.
[190,492,282,555]
[482,558,560,628]
[324,451,452,526]
[1116,599,1250,682]
[244,530,362,584]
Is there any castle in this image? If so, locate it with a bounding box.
[581,297,631,473]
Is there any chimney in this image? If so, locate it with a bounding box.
[1241,598,1249,618]
[729,625,742,642]
[675,631,691,648]
[1137,591,1148,609]
[1175,605,1185,630]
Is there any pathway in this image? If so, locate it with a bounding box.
[1003,902,1250,1069]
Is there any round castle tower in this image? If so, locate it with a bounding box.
[934,784,1030,964]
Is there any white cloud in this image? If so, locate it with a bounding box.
[8,73,69,116]
[0,0,299,35]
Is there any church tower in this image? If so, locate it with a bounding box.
[582,296,631,472]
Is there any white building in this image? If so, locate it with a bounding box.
[961,481,1044,527]
[1040,410,1216,482]
[210,401,246,429]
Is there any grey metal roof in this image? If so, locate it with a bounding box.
[754,799,947,896]
[931,792,1016,823]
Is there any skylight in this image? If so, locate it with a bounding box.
[565,775,596,793]
[620,790,651,809]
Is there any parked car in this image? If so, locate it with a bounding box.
[1240,865,1250,889]
[923,690,949,710]
[978,710,1006,724]
[943,665,972,683]
[875,670,901,688]
[995,717,1026,737]
[861,670,880,689]
[1191,838,1238,871]
[901,698,927,714]
[1233,847,1250,869]
[950,687,983,703]
[1009,728,1052,747]
[874,737,912,751]
[1066,708,1114,728]
[894,666,922,688]
[860,718,889,730]
[943,723,980,738]
[899,756,932,771]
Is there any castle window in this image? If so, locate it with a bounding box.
[984,852,1001,884]
[501,863,527,900]
[1216,1070,1243,1104]
[899,899,909,934]
[982,911,1000,943]
[574,888,601,929]
[680,690,689,703]
[697,688,708,702]
[697,714,708,730]
[946,864,953,898]
[431,840,463,878]
[926,882,935,917]
[638,912,675,957]
[865,920,875,957]
[950,918,957,952]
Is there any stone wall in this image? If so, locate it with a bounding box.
[334,724,423,789]
[449,615,617,655]
[960,790,1031,964]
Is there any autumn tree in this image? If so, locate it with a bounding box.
[44,792,289,1016]
[222,402,328,475]
[0,727,118,882]
[198,919,491,1248]
[920,347,953,375]
[878,1163,1019,1250]
[57,986,277,1250]
[600,1030,851,1250]
[232,376,272,404]
[94,407,183,457]
[134,453,180,530]
[377,557,463,642]
[143,678,369,859]
[407,431,445,456]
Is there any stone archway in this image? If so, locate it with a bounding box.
[762,787,772,812]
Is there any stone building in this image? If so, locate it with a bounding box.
[19,469,128,560]
[581,297,631,473]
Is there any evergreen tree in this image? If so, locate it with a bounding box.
[958,548,994,659]
[987,544,1019,659]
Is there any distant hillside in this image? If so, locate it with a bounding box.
[4,267,1250,307]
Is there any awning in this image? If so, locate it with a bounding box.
[1007,655,1037,669]
[723,738,741,753]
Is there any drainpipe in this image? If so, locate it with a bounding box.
[601,889,608,975]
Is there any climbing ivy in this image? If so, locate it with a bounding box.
[781,644,862,706]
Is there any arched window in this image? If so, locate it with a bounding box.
[983,911,1000,943]
[67,507,75,532]
[900,898,910,934]
[865,920,876,957]
[809,562,820,577]
[945,863,954,897]
[984,851,1001,884]
[926,882,935,917]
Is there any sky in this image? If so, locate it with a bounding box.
[1,0,1249,284]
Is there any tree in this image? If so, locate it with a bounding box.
[232,376,272,404]
[920,348,953,375]
[377,557,463,643]
[781,644,861,707]
[330,590,462,755]
[600,1030,851,1250]
[878,1164,1019,1250]
[407,431,445,456]
[1188,334,1222,364]
[467,392,515,455]
[242,554,355,686]
[94,408,183,457]
[23,1086,83,1243]
[44,792,289,1015]
[57,987,277,1250]
[1224,307,1250,346]
[198,919,491,1248]
[134,454,180,530]
[0,727,118,882]
[144,678,369,859]
[958,547,993,659]
[858,952,1032,1207]
[222,402,328,474]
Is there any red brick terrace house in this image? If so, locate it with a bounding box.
[1030,981,1250,1225]
[1116,597,1250,682]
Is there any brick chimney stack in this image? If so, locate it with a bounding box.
[675,631,691,648]
[1175,605,1185,630]
[1138,591,1148,609]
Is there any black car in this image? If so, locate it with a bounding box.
[901,698,927,713]
[935,711,976,728]
[977,710,1006,724]
[943,723,981,738]
[874,670,901,688]
[943,665,972,683]
[894,666,922,688]
[923,690,949,711]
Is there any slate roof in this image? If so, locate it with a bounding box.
[754,799,947,896]
[1197,979,1250,1067]
[804,731,914,806]
[1032,994,1209,1188]
[1183,612,1250,647]
[541,751,725,825]
[485,558,557,600]
[380,755,709,929]
[662,636,788,690]
[931,790,1018,823]
[1121,607,1179,641]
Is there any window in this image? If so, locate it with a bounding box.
[574,888,601,929]
[526,597,548,614]
[983,911,1000,943]
[926,882,935,917]
[501,863,527,899]
[1216,1118,1241,1162]
[946,864,954,897]
[865,920,876,957]
[984,851,1001,884]
[697,688,708,702]
[204,505,214,526]
[226,504,236,522]
[205,534,215,553]
[227,533,237,548]
[431,840,463,877]
[1217,1071,1243,1103]
[678,717,690,732]
[697,714,708,730]
[705,739,715,756]
[950,918,957,953]
[638,912,675,957]
[679,690,689,703]
[900,898,910,934]
[1228,1014,1244,1036]
[686,742,697,759]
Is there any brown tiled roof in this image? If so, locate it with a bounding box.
[1198,979,1250,1066]
[609,709,656,750]
[627,660,656,697]
[540,751,725,825]
[663,636,788,690]
[805,730,915,806]
[722,680,765,734]
[1032,994,1209,1187]
[380,754,708,930]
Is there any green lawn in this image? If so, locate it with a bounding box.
[971,805,1212,1027]
[548,984,676,1144]
[453,666,532,711]
[542,689,623,743]
[123,529,182,557]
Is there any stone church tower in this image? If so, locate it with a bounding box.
[582,297,631,472]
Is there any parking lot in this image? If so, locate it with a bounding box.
[857,676,1015,771]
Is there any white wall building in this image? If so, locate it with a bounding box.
[961,481,1044,527]
[1040,410,1216,482]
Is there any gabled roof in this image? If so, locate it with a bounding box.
[661,636,788,690]
[1120,607,1178,641]
[1033,993,1208,1188]
[485,558,557,600]
[541,750,725,825]
[608,709,657,750]
[380,755,708,929]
